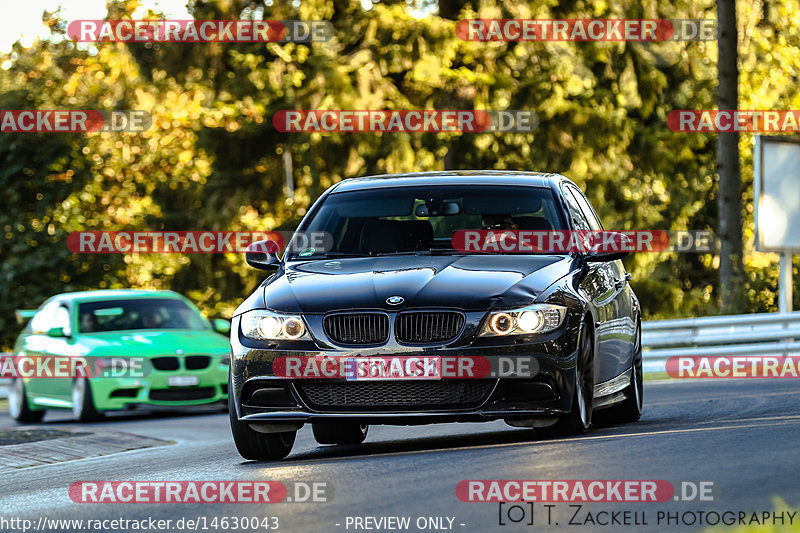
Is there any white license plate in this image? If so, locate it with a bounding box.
[167,375,199,387]
[345,356,442,381]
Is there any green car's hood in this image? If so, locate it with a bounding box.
[74,329,230,357]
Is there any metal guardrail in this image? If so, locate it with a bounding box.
[642,311,800,373]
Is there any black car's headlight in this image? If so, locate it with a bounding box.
[479,304,567,337]
[240,310,310,341]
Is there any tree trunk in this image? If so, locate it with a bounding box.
[439,0,472,169]
[716,0,744,313]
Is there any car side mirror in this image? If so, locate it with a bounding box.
[584,231,632,262]
[211,318,231,335]
[46,326,68,338]
[245,240,282,271]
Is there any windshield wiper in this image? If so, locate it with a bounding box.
[428,248,463,255]
[294,251,371,260]
[375,251,429,256]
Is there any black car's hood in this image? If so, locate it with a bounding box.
[262,255,575,313]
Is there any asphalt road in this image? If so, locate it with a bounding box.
[2,379,800,533]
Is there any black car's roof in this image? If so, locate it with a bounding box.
[330,171,569,193]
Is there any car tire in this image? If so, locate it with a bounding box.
[228,373,296,460]
[550,322,594,436]
[594,323,643,425]
[312,422,369,445]
[8,378,45,423]
[72,378,103,422]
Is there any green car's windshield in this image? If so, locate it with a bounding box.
[78,298,209,333]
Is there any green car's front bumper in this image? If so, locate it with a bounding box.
[88,360,230,409]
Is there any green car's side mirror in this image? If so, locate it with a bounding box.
[211,318,231,335]
[46,326,68,338]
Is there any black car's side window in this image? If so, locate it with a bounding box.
[568,186,604,231]
[566,185,628,279]
[561,186,592,231]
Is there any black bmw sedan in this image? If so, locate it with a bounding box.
[228,171,643,460]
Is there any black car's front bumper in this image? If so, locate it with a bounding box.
[229,310,583,426]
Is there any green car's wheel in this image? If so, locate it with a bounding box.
[228,373,295,460]
[72,378,103,422]
[8,379,45,423]
[312,422,368,445]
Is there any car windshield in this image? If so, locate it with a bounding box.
[77,298,210,333]
[289,184,567,258]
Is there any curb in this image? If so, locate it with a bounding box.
[0,430,171,472]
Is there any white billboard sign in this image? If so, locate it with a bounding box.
[755,135,800,252]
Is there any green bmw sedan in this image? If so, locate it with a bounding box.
[7,289,231,422]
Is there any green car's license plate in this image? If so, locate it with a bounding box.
[167,375,199,387]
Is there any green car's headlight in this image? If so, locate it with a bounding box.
[479,304,567,337]
[240,310,310,341]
